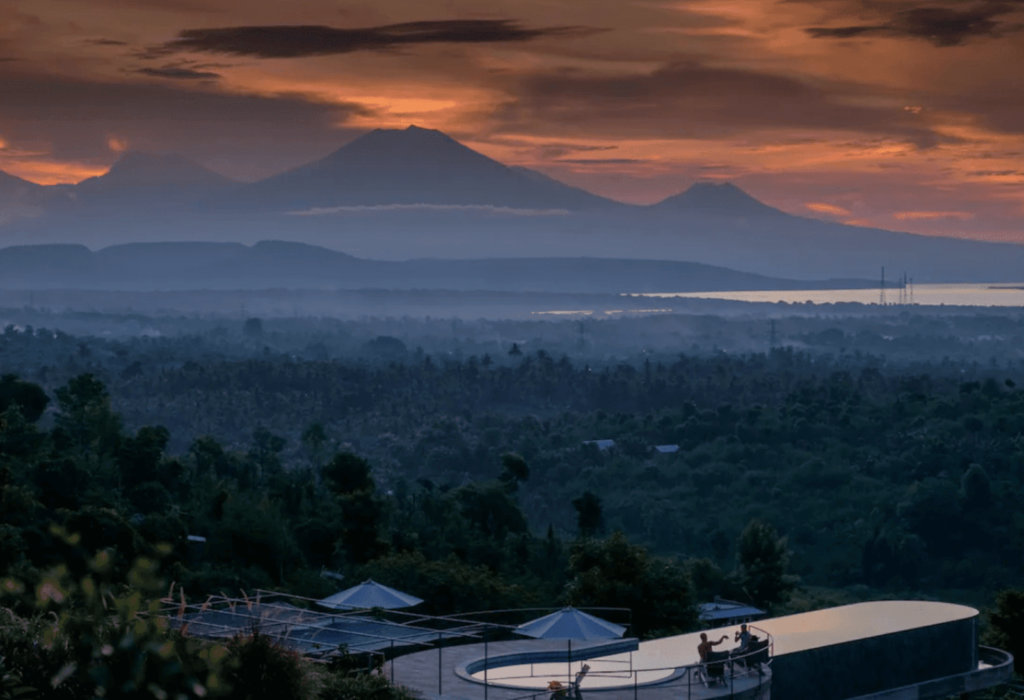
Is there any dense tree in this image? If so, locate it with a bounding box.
[322,452,374,497]
[54,374,122,456]
[563,531,697,637]
[499,452,529,492]
[572,491,604,538]
[0,374,48,423]
[735,520,797,611]
[985,588,1024,674]
[1,307,1024,660]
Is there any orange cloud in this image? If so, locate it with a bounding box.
[894,211,975,221]
[107,136,129,152]
[805,202,852,217]
[0,159,107,185]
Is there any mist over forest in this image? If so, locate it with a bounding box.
[3,299,1024,607]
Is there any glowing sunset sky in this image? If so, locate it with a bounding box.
[1,0,1022,241]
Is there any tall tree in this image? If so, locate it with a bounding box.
[572,490,604,538]
[734,519,797,610]
[564,531,697,637]
[499,452,529,493]
[54,374,122,457]
[986,588,1024,673]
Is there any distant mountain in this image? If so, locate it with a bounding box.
[650,181,786,218]
[0,240,876,293]
[0,169,42,197]
[0,169,47,225]
[240,125,619,212]
[68,152,239,210]
[80,152,235,190]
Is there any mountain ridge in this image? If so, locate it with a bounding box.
[240,125,620,211]
[0,240,878,294]
[651,181,787,217]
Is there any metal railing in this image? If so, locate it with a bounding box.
[474,626,774,700]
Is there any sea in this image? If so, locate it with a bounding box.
[637,283,1024,308]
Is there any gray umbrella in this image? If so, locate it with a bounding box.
[317,579,423,610]
[515,607,626,692]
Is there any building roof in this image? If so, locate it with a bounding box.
[583,439,616,451]
[654,444,679,453]
[698,598,765,621]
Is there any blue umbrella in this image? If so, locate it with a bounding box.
[515,607,626,692]
[317,579,423,610]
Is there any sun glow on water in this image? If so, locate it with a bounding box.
[637,284,1024,307]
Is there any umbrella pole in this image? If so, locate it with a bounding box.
[484,637,488,700]
[568,639,572,694]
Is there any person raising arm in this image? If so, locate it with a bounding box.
[698,632,729,662]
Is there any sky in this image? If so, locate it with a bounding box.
[0,0,1022,241]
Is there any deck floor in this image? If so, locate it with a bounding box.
[389,638,771,700]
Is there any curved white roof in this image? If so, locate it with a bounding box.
[758,600,977,656]
[472,601,978,691]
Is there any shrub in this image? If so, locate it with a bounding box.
[223,630,312,700]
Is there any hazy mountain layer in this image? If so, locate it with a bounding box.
[0,240,875,293]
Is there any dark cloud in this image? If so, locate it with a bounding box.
[497,61,940,146]
[0,58,17,62]
[147,20,596,59]
[534,143,618,159]
[86,38,129,46]
[136,65,221,80]
[806,2,1024,46]
[0,70,373,179]
[934,88,1024,134]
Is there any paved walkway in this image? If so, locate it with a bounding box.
[389,639,771,700]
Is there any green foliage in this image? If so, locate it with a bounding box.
[358,551,532,615]
[1,320,1024,691]
[314,670,419,700]
[960,464,992,510]
[685,558,738,604]
[322,453,374,497]
[214,495,296,583]
[985,588,1024,674]
[0,406,43,460]
[457,484,527,540]
[572,491,603,538]
[564,531,697,637]
[0,542,225,700]
[499,452,529,492]
[118,426,171,490]
[0,375,48,424]
[222,631,311,700]
[735,520,798,611]
[54,374,122,457]
[0,652,34,700]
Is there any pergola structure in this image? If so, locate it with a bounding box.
[155,590,634,694]
[157,590,488,662]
